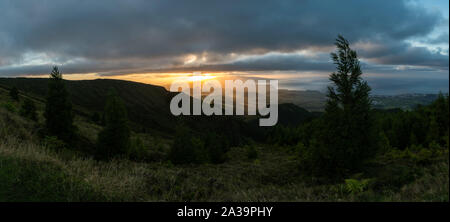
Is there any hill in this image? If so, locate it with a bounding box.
[278,89,441,111]
[0,86,447,201]
[0,78,176,133]
[0,78,318,137]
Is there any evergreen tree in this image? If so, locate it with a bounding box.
[20,98,38,121]
[168,126,199,164]
[96,90,130,160]
[304,35,377,177]
[431,92,449,145]
[205,132,228,164]
[9,86,19,101]
[44,66,74,142]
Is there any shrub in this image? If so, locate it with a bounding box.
[204,132,229,164]
[43,136,66,151]
[20,98,38,121]
[344,178,371,194]
[127,136,149,161]
[91,112,101,123]
[374,164,416,189]
[2,102,16,113]
[9,86,19,101]
[168,127,201,164]
[245,145,258,160]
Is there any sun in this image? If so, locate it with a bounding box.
[187,74,217,82]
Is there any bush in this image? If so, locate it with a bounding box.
[91,112,101,123]
[345,178,371,194]
[167,127,231,164]
[127,136,149,161]
[245,145,258,160]
[43,136,66,150]
[204,132,229,164]
[20,98,38,121]
[168,127,202,164]
[374,164,416,190]
[2,102,16,113]
[9,86,19,101]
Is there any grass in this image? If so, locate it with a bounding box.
[0,156,105,202]
[1,133,448,201]
[0,87,448,202]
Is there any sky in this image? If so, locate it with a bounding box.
[0,0,448,95]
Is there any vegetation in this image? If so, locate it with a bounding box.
[0,37,448,202]
[44,66,75,143]
[9,86,19,101]
[20,98,38,121]
[0,99,447,201]
[96,90,131,160]
[298,36,377,177]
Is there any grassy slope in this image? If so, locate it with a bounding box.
[0,78,175,133]
[0,81,448,202]
[1,107,448,201]
[1,131,447,201]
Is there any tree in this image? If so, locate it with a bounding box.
[302,35,377,177]
[96,90,130,160]
[429,92,449,145]
[44,66,74,143]
[9,86,19,101]
[20,98,38,121]
[168,126,201,164]
[205,132,228,164]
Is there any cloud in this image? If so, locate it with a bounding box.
[355,39,449,70]
[0,0,448,76]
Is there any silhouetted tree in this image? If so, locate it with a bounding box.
[44,66,74,142]
[205,132,228,164]
[430,92,449,145]
[20,98,38,121]
[96,90,130,160]
[169,126,197,164]
[9,86,19,101]
[301,35,377,177]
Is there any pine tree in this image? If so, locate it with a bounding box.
[431,92,449,145]
[44,66,74,143]
[205,132,228,164]
[169,126,195,164]
[307,35,377,177]
[96,90,130,160]
[9,86,19,101]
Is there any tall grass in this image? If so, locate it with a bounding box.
[0,104,448,202]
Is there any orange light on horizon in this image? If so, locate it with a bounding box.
[186,74,217,82]
[22,71,286,90]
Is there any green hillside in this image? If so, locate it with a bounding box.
[0,78,314,140]
[0,78,175,133]
[0,78,448,201]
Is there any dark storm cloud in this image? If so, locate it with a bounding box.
[104,53,335,74]
[0,0,448,75]
[356,39,449,70]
